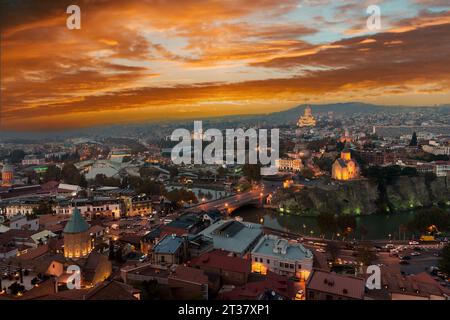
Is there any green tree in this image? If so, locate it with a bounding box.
[407,207,450,234]
[33,201,54,216]
[356,245,377,266]
[217,166,228,178]
[327,242,340,262]
[409,131,418,146]
[61,163,82,185]
[242,164,261,181]
[9,150,25,164]
[300,168,315,179]
[43,165,61,182]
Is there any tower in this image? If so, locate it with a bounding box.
[63,207,92,259]
[340,142,352,161]
[1,164,14,186]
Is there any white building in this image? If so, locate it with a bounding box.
[54,198,122,219]
[3,201,40,218]
[9,215,39,231]
[422,144,450,156]
[251,235,313,280]
[21,155,46,166]
[276,158,303,172]
[434,161,450,177]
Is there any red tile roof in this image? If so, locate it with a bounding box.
[306,269,365,300]
[169,265,208,285]
[190,249,251,274]
[220,271,293,300]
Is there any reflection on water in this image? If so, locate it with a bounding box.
[233,207,420,240]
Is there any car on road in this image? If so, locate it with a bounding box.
[316,248,326,253]
[399,260,410,265]
[410,252,421,256]
[399,255,411,260]
[295,290,304,300]
[409,241,420,245]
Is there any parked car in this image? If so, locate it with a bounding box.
[410,252,420,256]
[409,241,420,245]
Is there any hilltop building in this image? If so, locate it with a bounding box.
[332,142,360,180]
[297,106,316,127]
[63,207,92,259]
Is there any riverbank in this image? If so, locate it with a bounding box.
[233,206,449,241]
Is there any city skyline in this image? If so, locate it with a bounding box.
[1,0,450,131]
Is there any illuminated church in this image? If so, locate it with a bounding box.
[64,207,92,259]
[332,143,360,180]
[297,106,316,127]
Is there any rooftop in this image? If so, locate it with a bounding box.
[199,220,263,255]
[251,235,313,261]
[306,269,365,300]
[153,234,184,254]
[191,249,251,274]
[63,207,89,234]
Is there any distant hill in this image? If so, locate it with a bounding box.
[1,102,449,140]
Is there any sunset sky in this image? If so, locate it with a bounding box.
[1,0,450,131]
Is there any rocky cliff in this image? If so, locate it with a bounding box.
[273,176,450,216]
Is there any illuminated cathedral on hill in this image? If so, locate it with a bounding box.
[297,106,316,127]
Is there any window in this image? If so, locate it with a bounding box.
[267,259,270,264]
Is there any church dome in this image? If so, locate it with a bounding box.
[64,207,89,234]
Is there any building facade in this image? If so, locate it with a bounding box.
[332,143,360,180]
[251,235,313,280]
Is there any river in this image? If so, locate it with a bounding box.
[233,206,423,240]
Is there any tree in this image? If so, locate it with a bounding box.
[314,157,333,172]
[8,282,25,296]
[43,165,61,182]
[356,245,377,266]
[439,244,450,276]
[407,207,450,234]
[166,188,198,207]
[32,201,54,216]
[138,180,166,196]
[401,167,418,176]
[217,166,228,178]
[327,242,340,262]
[360,224,368,241]
[242,164,261,181]
[409,132,418,146]
[61,163,82,185]
[9,150,25,164]
[300,168,314,179]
